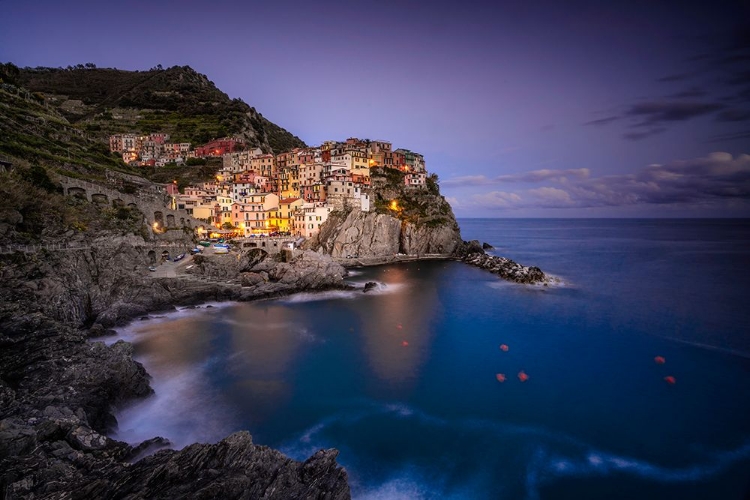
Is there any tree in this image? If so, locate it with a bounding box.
[28,165,57,193]
[222,222,234,230]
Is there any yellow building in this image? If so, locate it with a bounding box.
[270,197,304,233]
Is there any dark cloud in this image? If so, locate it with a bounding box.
[623,127,666,141]
[705,130,750,143]
[657,73,693,83]
[716,108,750,122]
[583,116,619,126]
[670,87,707,98]
[460,153,750,211]
[626,101,725,125]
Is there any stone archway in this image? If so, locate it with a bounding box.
[128,203,138,209]
[166,214,175,227]
[148,250,156,264]
[112,198,124,208]
[154,211,164,226]
[91,193,108,205]
[180,217,185,227]
[68,187,86,199]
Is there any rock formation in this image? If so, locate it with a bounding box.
[456,240,549,284]
[0,238,352,498]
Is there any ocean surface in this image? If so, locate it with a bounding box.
[109,219,750,499]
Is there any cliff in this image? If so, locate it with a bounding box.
[0,238,352,498]
[309,167,462,258]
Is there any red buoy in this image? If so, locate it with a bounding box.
[500,344,509,352]
[654,356,666,364]
[397,324,403,330]
[401,341,409,347]
[664,375,676,384]
[518,371,529,382]
[496,373,506,383]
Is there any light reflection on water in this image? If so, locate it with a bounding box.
[110,219,750,499]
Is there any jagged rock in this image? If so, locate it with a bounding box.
[0,419,37,459]
[363,281,378,293]
[461,252,548,284]
[240,272,265,287]
[311,210,461,258]
[67,425,108,451]
[482,242,494,249]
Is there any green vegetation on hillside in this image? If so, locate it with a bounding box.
[0,84,138,180]
[370,168,453,228]
[0,165,146,244]
[16,65,306,153]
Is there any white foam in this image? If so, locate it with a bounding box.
[111,357,238,449]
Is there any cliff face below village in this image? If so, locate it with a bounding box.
[312,209,461,258]
[309,167,462,258]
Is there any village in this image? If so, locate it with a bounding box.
[108,134,429,240]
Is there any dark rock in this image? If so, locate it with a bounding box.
[460,252,548,284]
[454,239,485,258]
[363,282,378,293]
[482,242,494,249]
[0,419,37,459]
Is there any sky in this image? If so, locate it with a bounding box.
[1,0,749,217]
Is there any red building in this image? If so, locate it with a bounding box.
[195,138,243,157]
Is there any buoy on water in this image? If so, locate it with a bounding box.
[518,371,529,382]
[664,375,676,384]
[401,341,409,347]
[496,373,506,383]
[397,324,403,329]
[654,356,666,364]
[500,344,509,352]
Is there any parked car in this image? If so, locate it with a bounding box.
[148,266,156,272]
[174,253,186,262]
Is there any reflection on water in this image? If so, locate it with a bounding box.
[110,219,750,499]
[356,265,441,388]
[226,306,305,424]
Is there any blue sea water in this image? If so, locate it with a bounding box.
[110,219,750,499]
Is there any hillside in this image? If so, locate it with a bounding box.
[15,64,306,153]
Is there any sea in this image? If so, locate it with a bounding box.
[108,219,750,499]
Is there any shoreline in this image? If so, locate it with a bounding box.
[0,241,549,498]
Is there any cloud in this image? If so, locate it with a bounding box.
[443,168,590,187]
[583,116,619,126]
[468,191,522,208]
[656,73,694,83]
[715,108,750,122]
[670,87,707,99]
[449,153,750,211]
[706,130,750,143]
[623,127,666,141]
[626,101,725,126]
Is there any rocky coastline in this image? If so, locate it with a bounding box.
[0,230,549,499]
[0,241,353,499]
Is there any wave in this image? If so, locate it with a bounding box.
[110,356,238,450]
[279,400,750,499]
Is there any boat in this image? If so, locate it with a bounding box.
[198,241,211,247]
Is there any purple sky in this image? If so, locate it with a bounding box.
[2,0,749,217]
